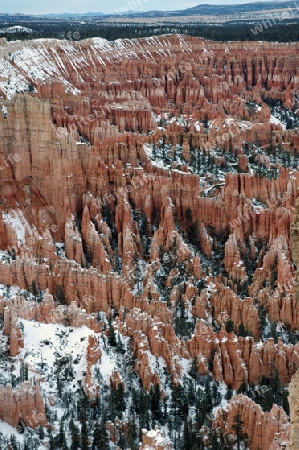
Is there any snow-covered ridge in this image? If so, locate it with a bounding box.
[0,26,33,34]
[1,35,299,101]
[0,34,193,99]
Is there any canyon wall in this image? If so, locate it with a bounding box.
[1,34,299,448]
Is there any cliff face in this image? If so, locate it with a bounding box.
[215,394,290,450]
[288,370,299,450]
[0,34,299,448]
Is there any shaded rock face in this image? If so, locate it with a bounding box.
[0,34,299,447]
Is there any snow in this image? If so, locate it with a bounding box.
[1,105,7,118]
[0,41,82,98]
[2,210,26,246]
[270,114,286,130]
[180,356,192,377]
[55,242,65,258]
[0,420,24,446]
[10,316,128,413]
[212,381,229,415]
[0,282,33,299]
[19,320,94,384]
[0,26,33,34]
[144,427,172,446]
[99,347,115,383]
[0,35,197,99]
[194,121,202,132]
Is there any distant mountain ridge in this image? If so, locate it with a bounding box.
[2,0,299,20]
[41,12,105,18]
[121,0,299,18]
[181,0,299,15]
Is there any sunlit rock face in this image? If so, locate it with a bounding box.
[0,34,299,447]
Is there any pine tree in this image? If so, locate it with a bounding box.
[162,134,166,148]
[225,319,234,333]
[237,381,247,395]
[92,420,109,450]
[210,428,219,450]
[108,314,117,347]
[208,348,216,372]
[28,82,35,92]
[187,378,196,405]
[183,419,192,450]
[20,362,29,382]
[116,384,126,415]
[237,322,248,337]
[189,219,200,248]
[225,384,233,401]
[133,252,143,295]
[232,413,247,450]
[189,356,199,380]
[204,114,209,133]
[38,425,45,440]
[57,420,68,449]
[127,416,138,449]
[31,280,38,300]
[185,207,193,224]
[118,433,128,449]
[262,388,274,412]
[152,145,156,158]
[48,429,55,450]
[150,383,162,422]
[258,303,267,333]
[101,202,111,226]
[70,418,81,450]
[109,382,126,420]
[9,435,18,450]
[171,383,188,422]
[212,380,221,406]
[56,284,65,304]
[139,211,149,254]
[202,378,213,416]
[11,247,16,260]
[269,322,278,343]
[81,415,89,450]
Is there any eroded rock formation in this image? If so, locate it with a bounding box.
[215,394,290,450]
[0,34,299,447]
[0,381,47,428]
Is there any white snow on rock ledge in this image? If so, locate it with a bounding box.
[0,34,195,100]
[19,320,95,384]
[141,426,173,449]
[270,114,286,130]
[2,210,27,247]
[17,319,120,395]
